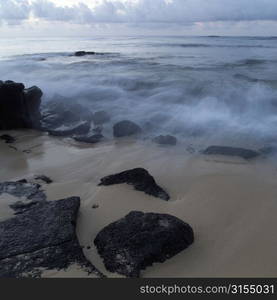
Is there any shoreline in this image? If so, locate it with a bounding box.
[1,129,277,277]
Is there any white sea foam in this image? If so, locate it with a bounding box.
[0,36,277,146]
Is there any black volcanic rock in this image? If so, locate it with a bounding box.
[0,196,100,278]
[0,80,42,130]
[0,134,15,144]
[74,51,96,57]
[99,168,170,201]
[94,211,194,277]
[203,146,260,160]
[41,99,93,137]
[113,120,141,137]
[153,135,177,146]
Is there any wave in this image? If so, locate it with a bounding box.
[162,43,276,49]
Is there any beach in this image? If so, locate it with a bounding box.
[1,129,277,277]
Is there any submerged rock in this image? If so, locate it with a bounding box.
[74,51,96,57]
[92,111,110,125]
[0,80,42,130]
[153,135,177,146]
[203,146,260,160]
[74,134,104,144]
[113,120,142,137]
[0,197,99,278]
[0,134,16,144]
[99,168,170,201]
[94,211,194,277]
[41,99,93,137]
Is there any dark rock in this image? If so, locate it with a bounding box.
[94,211,194,277]
[41,99,93,137]
[34,175,53,184]
[0,80,42,130]
[0,239,93,278]
[153,135,177,146]
[92,111,110,125]
[99,168,170,201]
[0,134,15,144]
[74,51,96,57]
[74,134,103,144]
[203,146,260,160]
[0,197,100,278]
[113,120,142,138]
[24,86,43,129]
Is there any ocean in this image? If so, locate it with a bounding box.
[1,35,277,146]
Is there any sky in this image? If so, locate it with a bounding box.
[1,0,277,37]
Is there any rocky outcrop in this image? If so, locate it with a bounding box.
[113,120,142,137]
[0,80,42,130]
[153,135,177,146]
[94,211,194,277]
[99,168,170,201]
[203,146,260,160]
[0,180,101,278]
[41,99,93,137]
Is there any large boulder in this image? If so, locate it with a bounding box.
[41,99,93,137]
[203,146,260,160]
[0,80,42,130]
[113,120,141,138]
[99,168,170,201]
[94,211,194,277]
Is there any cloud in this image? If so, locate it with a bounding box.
[0,0,31,25]
[1,0,277,27]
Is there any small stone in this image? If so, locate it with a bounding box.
[99,168,170,201]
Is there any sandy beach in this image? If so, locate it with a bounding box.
[1,129,277,277]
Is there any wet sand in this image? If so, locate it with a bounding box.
[1,130,277,277]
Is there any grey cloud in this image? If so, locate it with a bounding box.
[0,0,31,25]
[1,0,277,25]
